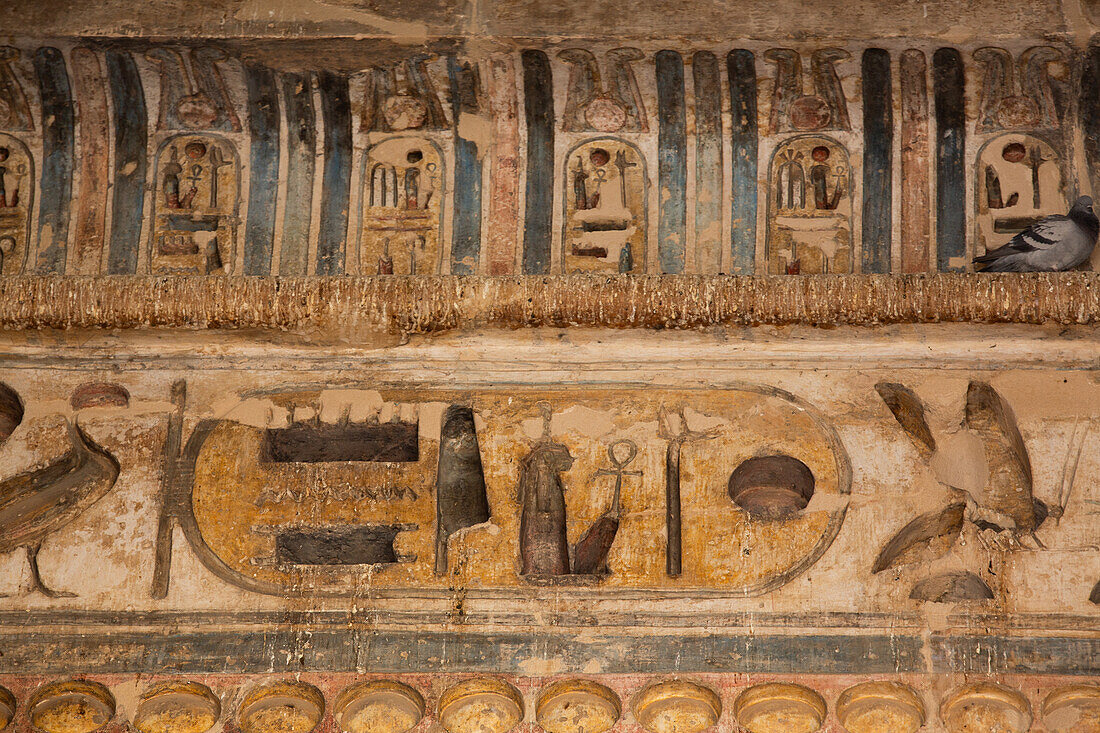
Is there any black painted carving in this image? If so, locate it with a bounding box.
[518,411,573,576]
[275,525,409,565]
[434,405,490,575]
[572,439,639,575]
[262,421,418,463]
[932,48,966,271]
[911,571,994,602]
[151,380,186,599]
[522,50,554,274]
[0,381,23,443]
[728,455,815,521]
[862,49,892,274]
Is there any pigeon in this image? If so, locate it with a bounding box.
[973,195,1099,272]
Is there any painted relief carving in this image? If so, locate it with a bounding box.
[0,135,32,275]
[360,137,444,275]
[145,47,242,132]
[361,56,448,132]
[976,134,1064,255]
[973,46,1067,132]
[561,138,647,273]
[150,134,238,274]
[558,48,648,133]
[172,386,849,597]
[434,405,490,575]
[0,384,121,598]
[518,404,640,579]
[766,135,852,274]
[873,382,1062,602]
[0,47,33,132]
[764,48,851,134]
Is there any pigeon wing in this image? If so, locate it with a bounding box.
[975,215,1073,262]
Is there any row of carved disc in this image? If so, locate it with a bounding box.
[1,679,1098,733]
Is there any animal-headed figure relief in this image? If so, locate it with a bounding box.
[767,136,852,274]
[518,405,574,576]
[518,404,638,579]
[764,47,851,134]
[558,47,648,133]
[973,46,1067,132]
[562,139,647,273]
[150,135,239,274]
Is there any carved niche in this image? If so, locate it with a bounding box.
[561,138,647,274]
[149,134,240,274]
[766,135,853,274]
[359,137,445,275]
[0,134,33,275]
[975,134,1064,256]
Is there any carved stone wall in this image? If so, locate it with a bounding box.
[2,2,1100,732]
[0,31,1097,275]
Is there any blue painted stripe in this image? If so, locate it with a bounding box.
[521,50,554,275]
[243,64,280,276]
[279,72,315,276]
[861,48,893,274]
[692,51,722,274]
[316,72,352,276]
[727,49,758,275]
[656,50,686,274]
[448,57,483,275]
[105,51,146,275]
[932,47,966,272]
[33,47,74,274]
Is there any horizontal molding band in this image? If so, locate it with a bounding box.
[0,628,1096,674]
[3,274,1100,331]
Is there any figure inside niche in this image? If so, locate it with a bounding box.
[0,148,12,208]
[810,146,845,210]
[518,404,574,576]
[152,136,239,275]
[767,137,852,274]
[361,139,443,275]
[379,238,394,275]
[776,149,805,210]
[572,158,590,210]
[163,145,182,209]
[563,143,645,273]
[405,167,420,209]
[977,135,1065,255]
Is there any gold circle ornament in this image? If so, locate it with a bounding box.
[631,680,721,733]
[536,680,621,733]
[29,680,116,733]
[334,680,425,733]
[438,678,524,733]
[238,681,324,733]
[134,681,220,733]
[1043,685,1100,733]
[940,682,1031,733]
[734,683,826,733]
[836,682,925,733]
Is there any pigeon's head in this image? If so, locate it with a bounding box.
[1073,195,1094,214]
